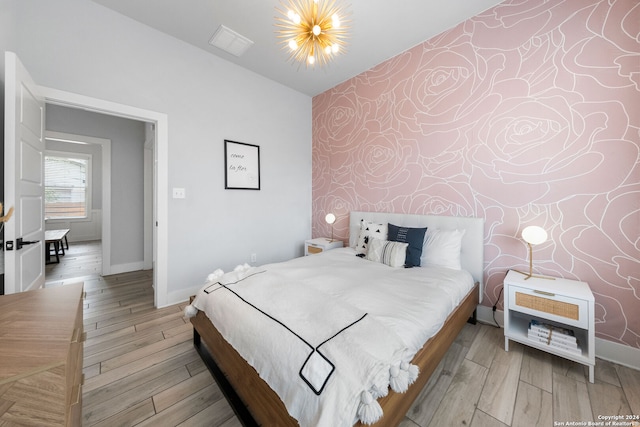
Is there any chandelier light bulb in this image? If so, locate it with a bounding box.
[332,14,340,28]
[288,39,298,50]
[312,25,321,36]
[324,45,332,54]
[332,44,339,53]
[287,10,301,24]
[308,55,315,64]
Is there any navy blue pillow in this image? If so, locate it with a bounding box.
[387,224,427,267]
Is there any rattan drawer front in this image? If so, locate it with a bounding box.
[508,286,588,328]
[307,245,323,254]
[515,292,579,320]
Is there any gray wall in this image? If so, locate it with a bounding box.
[0,2,17,53]
[3,0,312,304]
[46,104,145,266]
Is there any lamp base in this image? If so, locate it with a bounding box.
[513,269,556,280]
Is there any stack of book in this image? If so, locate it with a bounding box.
[527,320,581,354]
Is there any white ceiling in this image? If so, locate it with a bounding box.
[91,0,504,97]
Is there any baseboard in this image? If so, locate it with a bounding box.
[477,304,503,328]
[476,305,640,371]
[594,337,640,371]
[109,261,145,276]
[164,284,202,309]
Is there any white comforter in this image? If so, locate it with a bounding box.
[187,247,474,427]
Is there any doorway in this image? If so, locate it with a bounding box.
[39,87,169,308]
[43,109,153,283]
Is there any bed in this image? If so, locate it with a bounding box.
[187,211,484,426]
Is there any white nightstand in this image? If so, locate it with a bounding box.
[304,238,343,255]
[503,269,595,382]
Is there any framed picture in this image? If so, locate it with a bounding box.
[224,140,260,190]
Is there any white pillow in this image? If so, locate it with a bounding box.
[420,229,466,270]
[355,220,388,255]
[366,238,408,268]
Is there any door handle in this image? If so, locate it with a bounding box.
[16,237,40,250]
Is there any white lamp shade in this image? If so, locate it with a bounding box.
[522,226,548,245]
[325,213,336,225]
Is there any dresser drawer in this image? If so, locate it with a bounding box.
[508,285,588,329]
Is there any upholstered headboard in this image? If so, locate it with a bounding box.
[349,212,485,302]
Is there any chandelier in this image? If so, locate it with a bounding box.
[275,0,350,67]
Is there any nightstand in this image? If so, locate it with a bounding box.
[304,238,343,255]
[503,269,595,382]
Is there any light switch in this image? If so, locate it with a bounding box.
[173,188,186,199]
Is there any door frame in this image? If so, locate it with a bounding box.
[39,86,169,308]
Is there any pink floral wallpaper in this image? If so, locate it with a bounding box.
[312,0,639,348]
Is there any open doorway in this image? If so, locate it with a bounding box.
[43,105,153,287]
[39,86,169,308]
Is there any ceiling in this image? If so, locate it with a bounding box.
[91,0,504,97]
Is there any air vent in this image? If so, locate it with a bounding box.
[209,25,254,57]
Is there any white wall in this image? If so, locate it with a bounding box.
[0,1,17,53]
[46,104,146,267]
[5,0,312,304]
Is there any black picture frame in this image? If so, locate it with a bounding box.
[224,140,261,190]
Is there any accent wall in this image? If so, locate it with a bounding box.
[312,0,639,348]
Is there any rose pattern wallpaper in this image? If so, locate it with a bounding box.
[312,0,639,348]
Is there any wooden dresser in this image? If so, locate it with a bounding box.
[0,282,84,426]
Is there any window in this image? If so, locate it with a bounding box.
[45,152,91,219]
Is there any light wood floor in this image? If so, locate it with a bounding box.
[45,239,103,286]
[44,242,640,426]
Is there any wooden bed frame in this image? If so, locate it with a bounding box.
[190,212,485,426]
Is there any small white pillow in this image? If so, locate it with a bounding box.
[355,220,388,255]
[366,238,408,268]
[421,229,466,270]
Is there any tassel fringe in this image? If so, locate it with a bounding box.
[206,268,224,282]
[357,390,383,425]
[234,263,251,272]
[370,382,388,399]
[184,305,198,318]
[389,364,410,393]
[402,361,419,384]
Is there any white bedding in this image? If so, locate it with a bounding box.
[188,247,475,427]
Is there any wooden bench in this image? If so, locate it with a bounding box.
[45,229,70,264]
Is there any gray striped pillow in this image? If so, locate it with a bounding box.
[365,238,408,268]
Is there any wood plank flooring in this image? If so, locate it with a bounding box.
[43,242,640,426]
[45,240,103,286]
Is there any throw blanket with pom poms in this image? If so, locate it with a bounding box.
[186,263,418,427]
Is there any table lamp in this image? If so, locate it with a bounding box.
[516,225,555,280]
[325,213,336,242]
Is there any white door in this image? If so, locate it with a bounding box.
[3,51,45,293]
